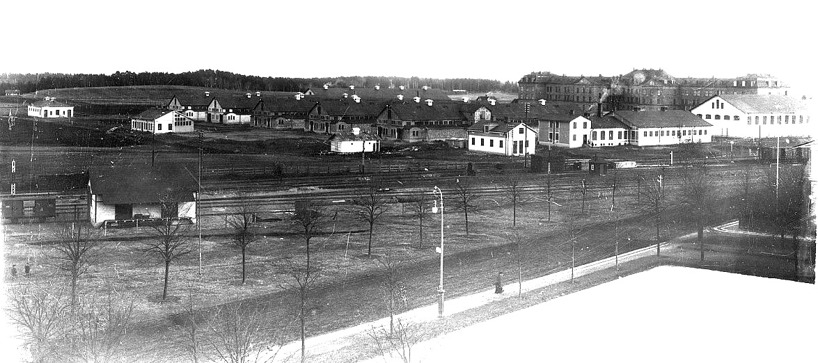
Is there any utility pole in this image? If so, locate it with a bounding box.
[524,103,530,168]
[198,130,203,274]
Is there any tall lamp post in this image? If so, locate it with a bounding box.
[432,186,445,318]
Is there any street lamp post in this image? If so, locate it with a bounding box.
[432,186,445,318]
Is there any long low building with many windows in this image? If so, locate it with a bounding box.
[468,121,538,156]
[691,94,812,138]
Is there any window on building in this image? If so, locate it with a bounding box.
[724,115,729,120]
[763,116,767,124]
[168,123,173,131]
[660,130,665,136]
[672,130,676,136]
[609,131,613,139]
[480,138,484,146]
[583,122,587,129]
[704,130,707,135]
[705,114,711,119]
[573,135,576,141]
[592,131,598,140]
[699,130,703,135]
[697,114,702,118]
[600,131,606,140]
[617,131,622,139]
[573,122,577,129]
[471,137,475,145]
[489,139,494,147]
[799,115,804,123]
[715,115,721,120]
[158,124,162,131]
[519,127,524,134]
[643,131,647,137]
[499,140,503,148]
[785,115,789,124]
[747,117,752,125]
[733,116,740,121]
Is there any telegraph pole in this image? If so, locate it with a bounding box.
[198,130,203,274]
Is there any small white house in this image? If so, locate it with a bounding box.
[131,109,195,134]
[587,115,631,147]
[328,128,381,153]
[468,121,538,156]
[88,166,197,228]
[27,98,74,118]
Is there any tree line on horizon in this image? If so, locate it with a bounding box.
[0,70,519,95]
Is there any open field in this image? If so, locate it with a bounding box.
[3,158,782,361]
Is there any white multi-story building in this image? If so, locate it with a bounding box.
[691,94,812,138]
[131,109,195,134]
[27,97,74,118]
[467,121,538,156]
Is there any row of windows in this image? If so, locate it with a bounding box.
[702,114,741,121]
[174,120,192,126]
[572,121,589,129]
[471,137,505,149]
[642,129,706,137]
[591,130,624,141]
[745,115,808,125]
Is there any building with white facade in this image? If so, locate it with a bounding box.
[130,109,195,134]
[468,121,538,156]
[612,110,713,146]
[691,94,812,138]
[27,97,74,118]
[206,96,258,124]
[328,127,381,153]
[587,115,631,147]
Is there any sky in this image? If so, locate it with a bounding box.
[1,0,814,93]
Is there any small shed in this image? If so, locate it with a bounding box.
[328,128,381,154]
[589,157,609,176]
[88,165,198,228]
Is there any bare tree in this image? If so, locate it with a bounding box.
[502,174,528,227]
[367,318,425,363]
[376,253,407,335]
[352,184,389,257]
[225,196,260,284]
[144,217,192,301]
[292,200,325,273]
[638,172,667,256]
[452,178,480,237]
[406,197,429,249]
[6,283,69,362]
[679,162,714,261]
[201,301,284,363]
[609,169,619,212]
[51,223,97,307]
[505,229,528,298]
[545,163,554,222]
[283,262,321,363]
[177,290,202,363]
[64,291,135,363]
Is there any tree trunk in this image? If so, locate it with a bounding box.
[71,271,78,307]
[367,225,373,257]
[163,260,170,300]
[418,212,423,249]
[698,224,704,262]
[512,195,517,227]
[241,246,247,284]
[300,293,306,363]
[464,206,470,237]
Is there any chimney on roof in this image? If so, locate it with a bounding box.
[295,93,302,100]
[342,93,348,99]
[413,97,421,103]
[323,84,329,90]
[462,97,469,103]
[425,99,433,106]
[352,127,360,135]
[246,93,252,98]
[422,85,430,91]
[353,95,361,103]
[597,102,602,118]
[256,91,261,97]
[569,109,575,115]
[374,85,380,90]
[349,85,355,90]
[399,85,405,91]
[397,94,404,101]
[488,99,496,106]
[538,99,546,105]
[205,91,210,97]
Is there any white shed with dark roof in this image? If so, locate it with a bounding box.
[27,98,74,118]
[612,110,713,146]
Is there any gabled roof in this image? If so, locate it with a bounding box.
[258,97,318,113]
[216,96,262,110]
[133,109,173,120]
[89,165,197,204]
[31,99,72,107]
[613,110,712,128]
[317,99,386,118]
[586,114,629,129]
[328,131,380,142]
[711,94,810,114]
[468,120,537,134]
[385,101,466,121]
